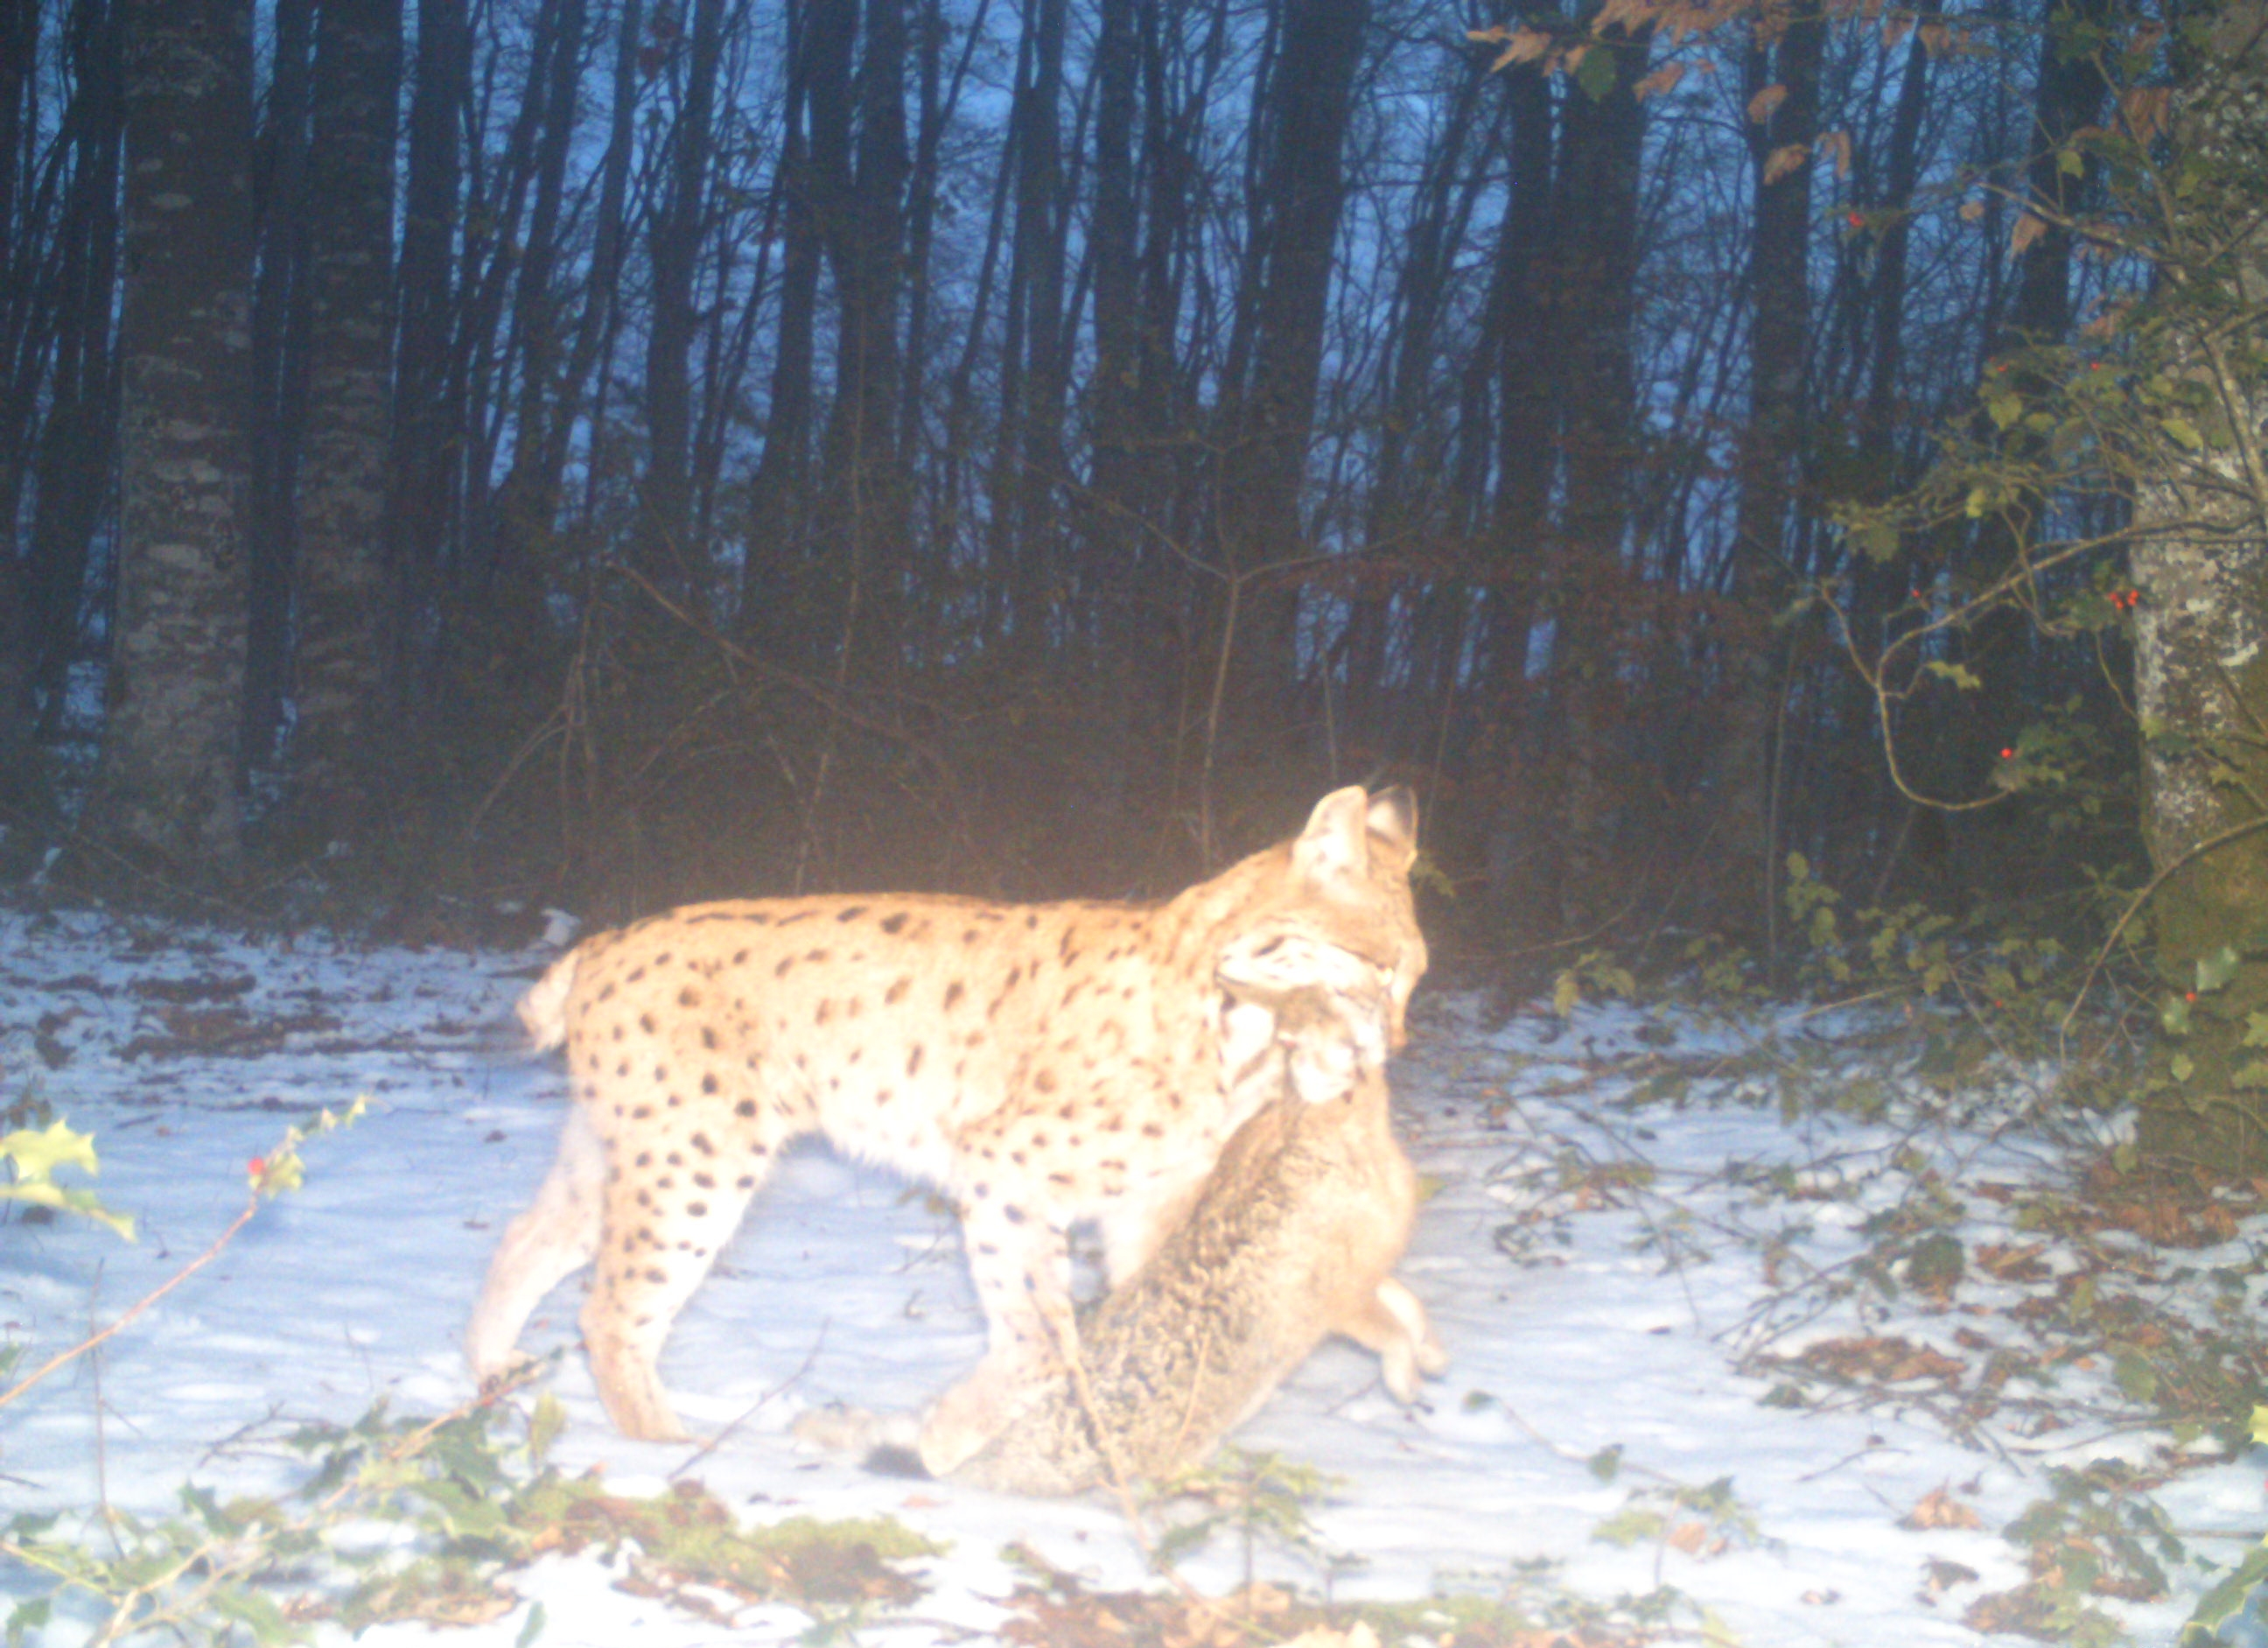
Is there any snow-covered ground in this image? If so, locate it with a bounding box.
[3,904,2263,1644]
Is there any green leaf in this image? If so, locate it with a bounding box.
[2111,1350,2159,1406]
[1576,45,1619,101]
[1922,660,1984,691]
[2163,415,2203,449]
[1552,970,1582,1018]
[2172,1053,2194,1083]
[1,1119,98,1181]
[2232,1061,2268,1090]
[515,1602,548,1648]
[1987,392,2024,430]
[2198,946,2243,992]
[1,1119,135,1239]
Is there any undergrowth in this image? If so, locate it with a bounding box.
[1522,858,2268,1645]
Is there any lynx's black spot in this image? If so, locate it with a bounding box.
[736,1100,757,1118]
[598,983,616,1001]
[815,1000,833,1025]
[875,1087,892,1106]
[743,911,772,925]
[688,1201,708,1217]
[776,910,814,927]
[836,905,867,922]
[881,912,910,935]
[679,986,703,1008]
[701,1026,718,1049]
[906,1044,925,1076]
[1034,1069,1057,1093]
[944,981,965,1009]
[737,1175,757,1189]
[632,1105,653,1120]
[886,977,910,1005]
[692,1133,714,1155]
[962,929,981,945]
[667,1152,683,1166]
[1003,1204,1027,1224]
[695,1172,715,1189]
[645,1267,668,1283]
[639,1013,656,1034]
[973,1182,990,1199]
[1141,1122,1165,1138]
[655,951,674,966]
[774,957,795,978]
[805,949,830,964]
[701,1074,720,1095]
[626,968,646,984]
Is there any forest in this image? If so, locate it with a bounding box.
[1,0,2265,1145]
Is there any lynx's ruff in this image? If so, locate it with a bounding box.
[466,787,1426,1472]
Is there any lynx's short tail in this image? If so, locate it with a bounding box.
[517,951,580,1052]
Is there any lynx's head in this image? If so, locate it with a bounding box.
[1214,785,1428,1058]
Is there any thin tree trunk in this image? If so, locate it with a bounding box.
[1718,0,1824,950]
[93,0,257,875]
[286,0,400,845]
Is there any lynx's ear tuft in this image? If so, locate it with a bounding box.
[1366,787,1418,872]
[1291,786,1372,884]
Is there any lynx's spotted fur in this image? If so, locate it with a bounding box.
[466,787,1424,1471]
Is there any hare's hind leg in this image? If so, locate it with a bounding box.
[1338,1276,1447,1402]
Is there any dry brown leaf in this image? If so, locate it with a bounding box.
[1747,82,1789,123]
[2123,87,2172,144]
[1489,26,1555,68]
[1762,143,1810,185]
[1919,18,1950,53]
[2011,213,2049,256]
[1635,61,1687,98]
[1903,1486,1985,1531]
[1667,1520,1710,1554]
[1881,11,1914,47]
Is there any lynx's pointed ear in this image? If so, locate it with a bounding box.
[1366,787,1418,873]
[1291,786,1373,884]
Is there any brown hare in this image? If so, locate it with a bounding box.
[944,961,1446,1496]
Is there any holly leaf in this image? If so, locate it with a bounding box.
[2197,945,2242,992]
[2,1119,135,1240]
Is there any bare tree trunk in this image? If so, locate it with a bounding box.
[22,0,122,750]
[241,0,312,780]
[1540,15,1647,935]
[2132,0,2268,1171]
[1717,0,1824,951]
[389,0,467,681]
[92,0,256,875]
[638,0,726,591]
[286,0,400,845]
[1214,0,1368,787]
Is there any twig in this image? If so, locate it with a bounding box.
[0,1198,262,1414]
[670,1321,830,1480]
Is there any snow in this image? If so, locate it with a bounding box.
[2,904,2263,1644]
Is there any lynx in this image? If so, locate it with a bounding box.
[465,786,1425,1472]
[945,965,1446,1496]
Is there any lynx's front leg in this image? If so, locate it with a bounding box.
[918,1202,1079,1475]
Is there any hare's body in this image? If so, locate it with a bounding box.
[948,987,1444,1495]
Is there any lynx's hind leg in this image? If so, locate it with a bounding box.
[466,1104,607,1382]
